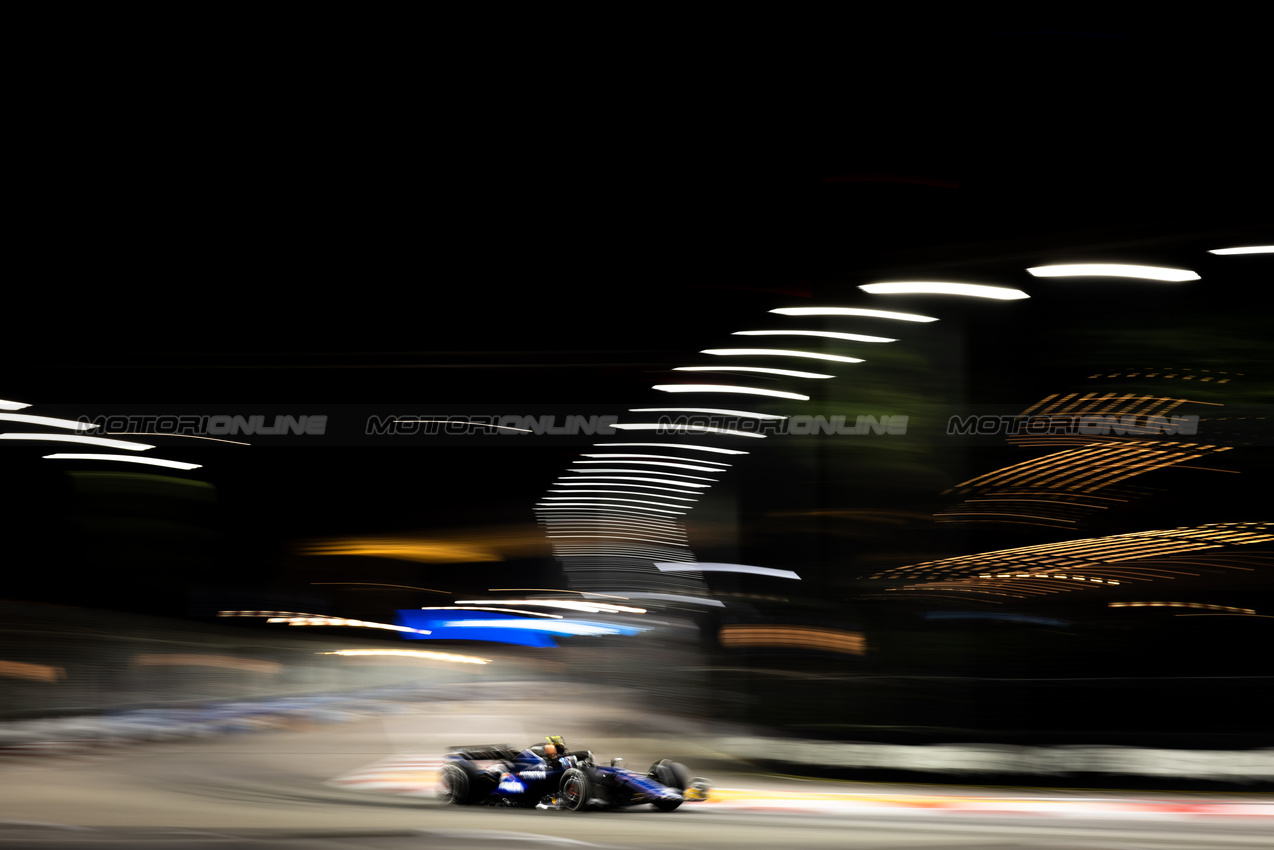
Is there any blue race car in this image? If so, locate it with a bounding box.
[438,736,711,812]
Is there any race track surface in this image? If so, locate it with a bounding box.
[2,698,1270,849]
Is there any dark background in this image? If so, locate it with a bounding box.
[5,26,1271,711]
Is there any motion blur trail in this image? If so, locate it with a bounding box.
[327,753,1274,819]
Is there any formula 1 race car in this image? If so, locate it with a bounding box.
[438,737,711,812]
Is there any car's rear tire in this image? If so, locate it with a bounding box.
[651,797,682,812]
[438,762,488,805]
[560,767,591,812]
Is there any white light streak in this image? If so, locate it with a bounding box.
[546,490,698,501]
[673,366,835,379]
[652,384,810,400]
[540,512,682,525]
[547,534,689,545]
[419,606,562,618]
[655,562,802,579]
[535,507,688,520]
[542,495,697,509]
[0,399,32,411]
[270,617,430,634]
[619,593,727,607]
[557,531,683,545]
[542,517,682,529]
[441,620,630,636]
[537,509,687,522]
[610,423,766,438]
[553,481,701,494]
[733,330,896,343]
[537,503,695,515]
[859,282,1029,300]
[543,513,682,524]
[456,599,647,614]
[541,530,683,542]
[547,526,684,538]
[536,502,686,515]
[552,544,686,555]
[595,442,749,455]
[43,453,202,470]
[770,306,938,323]
[1,413,98,431]
[701,348,864,363]
[563,468,718,480]
[1026,264,1200,282]
[627,409,784,421]
[558,474,711,487]
[573,458,729,471]
[1207,246,1273,255]
[581,453,730,465]
[0,433,154,450]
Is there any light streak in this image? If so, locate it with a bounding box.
[573,458,729,471]
[859,281,1029,299]
[770,306,938,322]
[655,562,801,579]
[672,366,834,379]
[626,409,783,421]
[557,474,711,486]
[1,413,97,431]
[700,348,864,363]
[609,423,766,438]
[652,384,810,400]
[455,599,646,614]
[580,453,729,465]
[594,441,749,454]
[1026,264,1199,282]
[733,330,896,343]
[1207,246,1273,255]
[43,453,201,470]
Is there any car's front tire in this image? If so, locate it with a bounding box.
[648,759,693,790]
[559,767,591,812]
[647,759,695,812]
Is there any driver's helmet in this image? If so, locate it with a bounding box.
[544,735,568,759]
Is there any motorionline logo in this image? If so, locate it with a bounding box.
[365,415,620,435]
[657,415,910,436]
[946,414,1200,437]
[360,414,908,436]
[78,415,328,436]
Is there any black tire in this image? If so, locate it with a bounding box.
[559,767,591,812]
[648,759,693,791]
[438,762,489,805]
[648,759,693,812]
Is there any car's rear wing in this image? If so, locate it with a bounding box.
[445,744,520,761]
